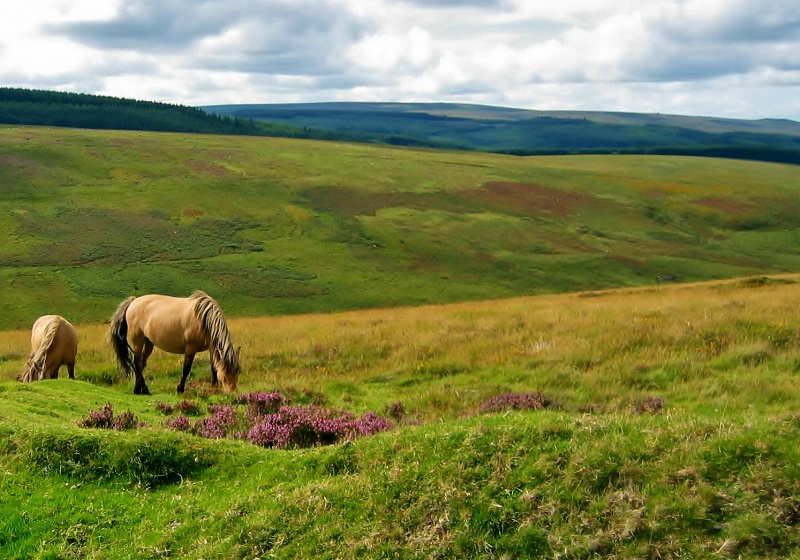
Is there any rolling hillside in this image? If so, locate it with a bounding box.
[0,124,798,330]
[204,101,800,163]
[3,89,800,163]
[2,95,800,559]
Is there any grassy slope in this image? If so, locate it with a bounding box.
[2,125,800,557]
[2,275,800,558]
[1,125,799,330]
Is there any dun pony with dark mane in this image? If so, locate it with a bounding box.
[109,291,241,395]
[18,315,78,382]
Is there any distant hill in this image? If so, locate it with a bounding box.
[2,89,799,164]
[204,102,800,164]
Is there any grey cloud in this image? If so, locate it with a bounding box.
[47,0,374,70]
[617,1,800,83]
[47,1,237,49]
[42,0,378,87]
[625,49,754,83]
[653,1,800,43]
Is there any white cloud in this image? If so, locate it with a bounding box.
[1,0,799,119]
[348,26,436,72]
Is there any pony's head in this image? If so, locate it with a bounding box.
[213,345,241,393]
[191,291,241,392]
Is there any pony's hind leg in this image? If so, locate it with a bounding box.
[141,339,154,370]
[132,341,152,395]
[177,352,196,394]
[133,371,151,395]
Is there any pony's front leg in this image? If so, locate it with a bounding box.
[210,358,219,388]
[177,352,196,394]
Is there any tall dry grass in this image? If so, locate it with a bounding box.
[2,274,798,419]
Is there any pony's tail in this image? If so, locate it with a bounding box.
[18,316,62,382]
[109,296,136,378]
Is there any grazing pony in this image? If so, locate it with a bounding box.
[109,291,241,395]
[18,315,78,382]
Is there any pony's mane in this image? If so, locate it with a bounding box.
[18,316,62,382]
[189,291,239,373]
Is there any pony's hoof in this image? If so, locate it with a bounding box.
[176,386,185,394]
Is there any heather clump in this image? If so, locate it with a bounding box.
[164,414,191,432]
[235,391,288,415]
[193,404,245,439]
[78,404,143,430]
[155,399,203,416]
[248,406,392,449]
[479,391,553,413]
[384,401,405,421]
[164,390,393,449]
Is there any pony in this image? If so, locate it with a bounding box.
[18,315,78,382]
[109,291,241,395]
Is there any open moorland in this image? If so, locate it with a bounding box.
[1,275,800,558]
[1,124,800,558]
[1,124,799,330]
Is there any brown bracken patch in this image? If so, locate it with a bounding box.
[183,207,205,218]
[463,182,595,218]
[691,196,756,216]
[184,159,230,179]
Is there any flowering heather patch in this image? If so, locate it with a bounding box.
[78,403,141,430]
[156,400,203,416]
[111,411,141,430]
[78,404,114,429]
[235,391,289,416]
[351,412,392,437]
[479,391,553,413]
[247,405,392,449]
[163,395,393,450]
[165,414,191,431]
[193,404,244,439]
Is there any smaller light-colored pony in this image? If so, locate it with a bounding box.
[18,315,78,382]
[109,291,241,395]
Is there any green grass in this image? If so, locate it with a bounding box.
[2,391,800,558]
[2,276,800,557]
[3,125,800,557]
[1,125,799,329]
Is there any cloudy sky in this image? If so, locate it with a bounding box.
[3,0,800,120]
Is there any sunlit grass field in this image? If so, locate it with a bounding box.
[2,275,800,558]
[3,273,799,418]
